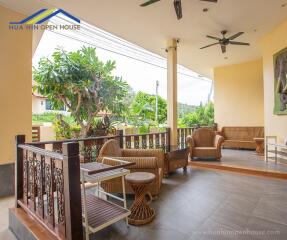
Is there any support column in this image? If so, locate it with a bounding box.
[166,39,178,149]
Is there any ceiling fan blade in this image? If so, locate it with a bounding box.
[229,41,250,46]
[174,0,182,20]
[206,35,221,40]
[228,32,244,40]
[200,42,219,49]
[221,45,226,53]
[200,0,218,2]
[140,0,160,7]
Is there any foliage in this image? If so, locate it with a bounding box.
[33,46,129,137]
[129,91,167,124]
[178,102,214,127]
[32,113,75,125]
[178,103,197,118]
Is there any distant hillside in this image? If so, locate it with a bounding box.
[178,102,197,117]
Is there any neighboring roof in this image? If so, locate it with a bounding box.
[32,92,47,99]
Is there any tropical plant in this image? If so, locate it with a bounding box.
[130,91,167,124]
[33,46,129,137]
[179,102,214,127]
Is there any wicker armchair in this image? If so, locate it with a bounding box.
[97,139,164,196]
[186,128,224,160]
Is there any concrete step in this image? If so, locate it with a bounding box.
[0,229,18,240]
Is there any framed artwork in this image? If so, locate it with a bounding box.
[274,47,287,115]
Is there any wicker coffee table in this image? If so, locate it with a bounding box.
[125,172,155,226]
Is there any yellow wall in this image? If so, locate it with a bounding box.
[214,59,264,129]
[260,19,287,142]
[0,5,32,164]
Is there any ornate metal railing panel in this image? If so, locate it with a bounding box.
[16,136,83,240]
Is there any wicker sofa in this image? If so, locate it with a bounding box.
[218,127,264,150]
[186,128,225,160]
[97,139,164,196]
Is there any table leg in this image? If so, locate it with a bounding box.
[121,176,129,226]
[128,183,155,226]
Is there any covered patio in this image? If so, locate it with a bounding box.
[1,0,287,239]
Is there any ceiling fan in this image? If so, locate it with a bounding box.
[140,0,218,20]
[200,30,250,53]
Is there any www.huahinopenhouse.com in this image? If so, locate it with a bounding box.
[192,228,281,236]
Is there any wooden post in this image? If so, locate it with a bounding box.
[15,135,25,208]
[116,129,124,148]
[166,39,178,148]
[166,127,171,152]
[63,142,83,240]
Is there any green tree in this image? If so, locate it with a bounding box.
[33,46,129,137]
[130,92,167,124]
[179,102,214,127]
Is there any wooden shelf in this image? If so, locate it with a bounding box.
[82,194,130,233]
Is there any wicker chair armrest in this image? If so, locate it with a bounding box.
[214,135,225,149]
[101,156,158,169]
[122,149,164,168]
[186,135,195,148]
[215,131,223,137]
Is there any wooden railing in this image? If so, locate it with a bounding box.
[121,130,170,152]
[32,126,41,142]
[29,129,171,162]
[15,135,83,240]
[177,127,194,149]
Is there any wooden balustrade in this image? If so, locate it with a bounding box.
[15,135,83,240]
[32,126,41,142]
[177,127,195,149]
[29,129,171,162]
[121,131,169,152]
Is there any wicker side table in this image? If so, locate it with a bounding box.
[254,137,265,156]
[125,172,155,226]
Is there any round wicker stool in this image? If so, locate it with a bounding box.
[125,172,155,226]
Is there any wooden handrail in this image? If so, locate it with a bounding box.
[27,134,120,145]
[123,131,167,137]
[18,144,64,160]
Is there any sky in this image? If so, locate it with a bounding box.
[33,17,213,106]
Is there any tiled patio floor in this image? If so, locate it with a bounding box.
[90,166,287,239]
[1,150,287,240]
[192,149,287,173]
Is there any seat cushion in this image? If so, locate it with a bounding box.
[193,147,218,158]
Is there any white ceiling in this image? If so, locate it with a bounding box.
[1,0,287,78]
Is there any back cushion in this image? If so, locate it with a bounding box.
[98,139,122,157]
[222,127,264,141]
[193,128,215,147]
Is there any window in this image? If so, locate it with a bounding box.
[45,100,66,111]
[45,99,52,110]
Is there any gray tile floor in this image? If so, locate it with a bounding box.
[90,167,287,240]
[1,150,287,240]
[195,149,287,173]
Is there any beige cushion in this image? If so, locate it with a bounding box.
[193,147,218,158]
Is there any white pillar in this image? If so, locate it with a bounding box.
[166,39,178,148]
